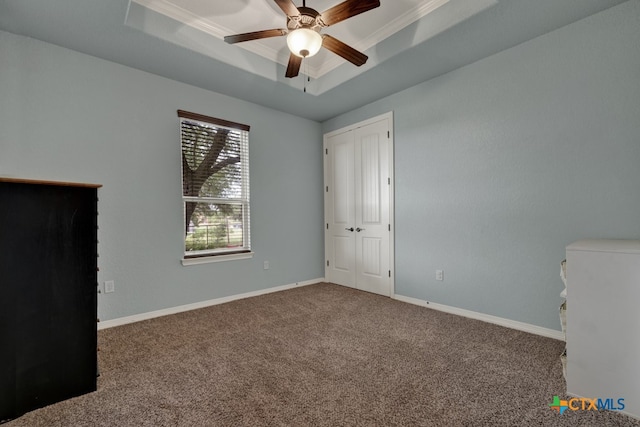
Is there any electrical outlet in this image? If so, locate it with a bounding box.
[263,261,270,270]
[436,270,444,281]
[104,280,115,293]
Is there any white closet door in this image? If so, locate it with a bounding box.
[354,119,390,296]
[325,130,356,288]
[325,114,393,296]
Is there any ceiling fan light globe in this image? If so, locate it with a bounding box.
[287,28,322,58]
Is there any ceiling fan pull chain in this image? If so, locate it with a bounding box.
[303,62,307,92]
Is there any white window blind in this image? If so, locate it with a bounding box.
[178,110,250,258]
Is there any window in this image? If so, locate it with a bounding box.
[178,110,251,262]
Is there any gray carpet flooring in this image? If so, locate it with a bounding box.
[5,283,639,426]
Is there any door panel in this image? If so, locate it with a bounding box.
[361,237,382,276]
[360,134,381,224]
[333,236,352,272]
[332,141,353,224]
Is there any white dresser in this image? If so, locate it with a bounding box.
[566,239,640,419]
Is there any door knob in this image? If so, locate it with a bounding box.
[345,227,354,232]
[356,227,365,232]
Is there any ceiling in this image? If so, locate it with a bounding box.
[0,0,629,122]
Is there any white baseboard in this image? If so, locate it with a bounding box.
[393,294,565,341]
[99,282,564,341]
[98,278,324,330]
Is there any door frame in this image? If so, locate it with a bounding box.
[323,111,395,297]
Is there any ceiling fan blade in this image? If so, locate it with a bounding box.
[224,29,287,44]
[320,0,380,27]
[322,34,368,66]
[285,54,302,78]
[274,0,300,17]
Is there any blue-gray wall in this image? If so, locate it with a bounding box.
[323,0,640,330]
[0,30,324,321]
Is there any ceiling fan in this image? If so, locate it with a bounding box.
[224,0,381,78]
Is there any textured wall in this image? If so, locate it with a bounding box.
[323,1,640,330]
[0,31,324,321]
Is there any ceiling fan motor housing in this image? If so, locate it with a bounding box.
[287,7,324,31]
